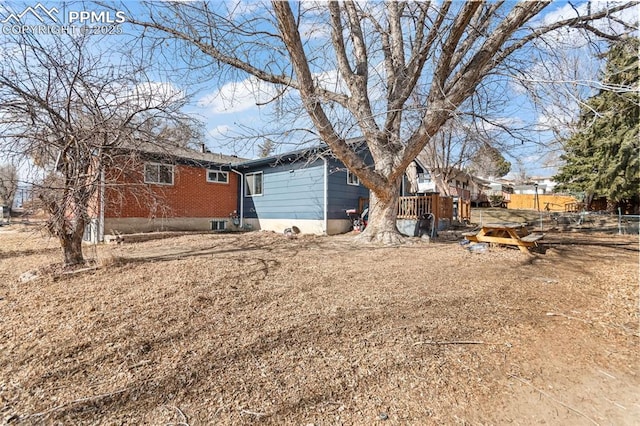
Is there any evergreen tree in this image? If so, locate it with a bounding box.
[555,37,639,208]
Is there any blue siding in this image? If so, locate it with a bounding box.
[240,152,373,222]
[243,160,325,220]
[326,159,370,220]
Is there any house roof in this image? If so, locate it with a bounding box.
[235,144,330,169]
[235,137,367,170]
[121,141,248,167]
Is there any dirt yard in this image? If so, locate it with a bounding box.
[0,225,638,425]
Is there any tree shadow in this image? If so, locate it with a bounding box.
[542,235,639,253]
[105,238,300,266]
[0,247,59,260]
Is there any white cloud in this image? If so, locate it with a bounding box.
[476,116,526,134]
[225,0,263,20]
[85,80,185,115]
[537,2,639,48]
[313,68,350,95]
[541,1,639,26]
[298,20,331,40]
[197,76,278,114]
[536,105,574,131]
[208,124,231,138]
[540,2,586,26]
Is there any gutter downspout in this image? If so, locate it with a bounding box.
[230,168,244,228]
[323,157,328,235]
[99,168,105,243]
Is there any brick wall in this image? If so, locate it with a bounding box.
[104,161,238,219]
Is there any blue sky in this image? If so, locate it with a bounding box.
[1,0,637,179]
[171,1,638,179]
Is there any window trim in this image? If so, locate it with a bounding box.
[245,171,263,197]
[206,169,229,184]
[144,162,174,186]
[346,170,360,186]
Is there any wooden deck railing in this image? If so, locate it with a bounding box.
[398,195,470,222]
[397,195,439,221]
[359,194,467,223]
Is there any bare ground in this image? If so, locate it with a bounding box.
[0,225,638,425]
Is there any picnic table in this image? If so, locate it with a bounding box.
[464,222,544,253]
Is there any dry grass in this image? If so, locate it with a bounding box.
[0,225,638,425]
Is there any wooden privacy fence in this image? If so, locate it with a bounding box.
[508,194,578,212]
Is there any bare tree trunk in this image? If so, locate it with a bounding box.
[59,223,85,266]
[41,187,88,267]
[357,178,404,244]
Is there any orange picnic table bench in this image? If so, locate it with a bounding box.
[464,222,544,253]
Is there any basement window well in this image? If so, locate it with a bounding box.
[210,220,226,231]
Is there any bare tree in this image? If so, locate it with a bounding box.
[415,118,490,195]
[133,1,637,243]
[0,164,18,216]
[513,158,530,185]
[0,32,193,266]
[257,139,275,158]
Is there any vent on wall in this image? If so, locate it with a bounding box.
[210,220,226,231]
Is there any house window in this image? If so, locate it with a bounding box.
[144,163,174,185]
[245,172,263,196]
[210,220,226,231]
[347,170,360,186]
[207,170,228,184]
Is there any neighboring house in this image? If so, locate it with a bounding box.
[471,178,514,207]
[466,175,489,204]
[235,145,370,235]
[514,177,558,194]
[404,162,473,222]
[411,165,473,200]
[86,143,247,242]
